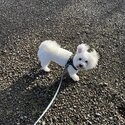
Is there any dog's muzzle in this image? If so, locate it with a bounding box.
[79,64,83,68]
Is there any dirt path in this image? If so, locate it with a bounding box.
[0,0,125,124]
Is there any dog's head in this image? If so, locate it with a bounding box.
[73,44,99,70]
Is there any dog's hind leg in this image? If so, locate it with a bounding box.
[40,59,50,72]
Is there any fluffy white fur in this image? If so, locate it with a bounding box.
[38,40,99,81]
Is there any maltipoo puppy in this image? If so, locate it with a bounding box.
[38,40,99,81]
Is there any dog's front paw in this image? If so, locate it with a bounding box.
[43,67,50,72]
[71,75,79,82]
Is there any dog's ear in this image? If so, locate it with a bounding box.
[77,45,83,53]
[77,44,89,53]
[91,49,100,60]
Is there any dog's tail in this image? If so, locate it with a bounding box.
[39,40,60,54]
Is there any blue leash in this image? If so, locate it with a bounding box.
[34,66,67,125]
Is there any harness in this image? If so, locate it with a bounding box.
[65,55,78,70]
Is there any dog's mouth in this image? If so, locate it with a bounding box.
[76,64,84,69]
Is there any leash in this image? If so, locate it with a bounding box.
[34,66,67,125]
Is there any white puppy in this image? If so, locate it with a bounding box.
[38,40,99,81]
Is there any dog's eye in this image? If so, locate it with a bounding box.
[79,58,82,61]
[85,60,88,63]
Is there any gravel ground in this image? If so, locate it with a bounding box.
[0,0,125,125]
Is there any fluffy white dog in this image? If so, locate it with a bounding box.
[38,40,99,81]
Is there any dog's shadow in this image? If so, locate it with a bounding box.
[0,64,75,125]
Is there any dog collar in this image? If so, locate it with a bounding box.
[65,55,78,70]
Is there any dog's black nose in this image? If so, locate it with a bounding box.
[79,64,83,68]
